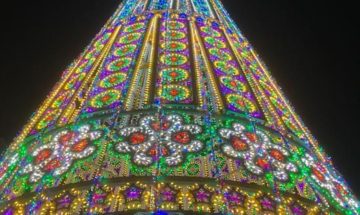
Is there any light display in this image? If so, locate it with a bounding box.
[0,0,358,214]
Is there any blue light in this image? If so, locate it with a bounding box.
[153,211,168,215]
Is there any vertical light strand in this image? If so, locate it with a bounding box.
[190,18,224,112]
[124,15,160,111]
[189,18,204,107]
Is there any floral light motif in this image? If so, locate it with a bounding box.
[161,53,188,66]
[302,154,359,211]
[159,85,191,102]
[113,44,137,57]
[166,21,185,30]
[162,30,186,40]
[116,114,203,166]
[99,73,127,88]
[219,123,297,181]
[214,61,239,75]
[90,89,121,109]
[226,94,257,113]
[160,68,189,83]
[22,125,102,182]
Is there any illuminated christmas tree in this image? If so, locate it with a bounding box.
[0,0,358,214]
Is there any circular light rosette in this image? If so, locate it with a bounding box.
[214,61,239,75]
[162,41,187,52]
[220,76,247,92]
[90,89,121,109]
[51,91,72,109]
[37,109,61,130]
[94,33,111,47]
[200,26,222,37]
[64,73,85,90]
[113,44,137,57]
[162,30,186,40]
[282,116,302,136]
[119,33,141,44]
[107,57,132,72]
[160,68,189,83]
[204,37,226,49]
[94,44,104,52]
[209,48,232,61]
[259,79,277,96]
[99,73,127,88]
[123,22,145,33]
[75,61,91,74]
[161,53,188,66]
[159,85,191,102]
[166,21,185,30]
[84,49,96,61]
[226,94,257,113]
[269,96,286,111]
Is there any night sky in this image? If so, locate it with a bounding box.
[0,0,358,196]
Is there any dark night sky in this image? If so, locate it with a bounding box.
[0,0,359,196]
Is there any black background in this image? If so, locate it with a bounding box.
[0,0,358,196]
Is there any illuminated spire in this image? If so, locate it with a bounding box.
[0,0,358,214]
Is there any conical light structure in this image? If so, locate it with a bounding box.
[0,0,358,214]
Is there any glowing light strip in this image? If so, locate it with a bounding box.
[189,19,204,107]
[143,17,160,105]
[190,19,224,112]
[124,15,160,111]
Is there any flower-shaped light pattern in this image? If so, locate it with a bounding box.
[220,123,297,181]
[160,53,188,66]
[220,76,247,92]
[166,21,185,30]
[99,73,127,89]
[200,26,222,37]
[209,48,232,61]
[159,85,191,102]
[162,41,187,52]
[162,30,186,40]
[22,125,102,182]
[160,68,189,83]
[116,114,203,166]
[226,94,257,113]
[302,154,359,211]
[214,61,239,76]
[123,23,145,33]
[90,89,121,109]
[118,33,141,44]
[204,37,226,49]
[113,44,137,57]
